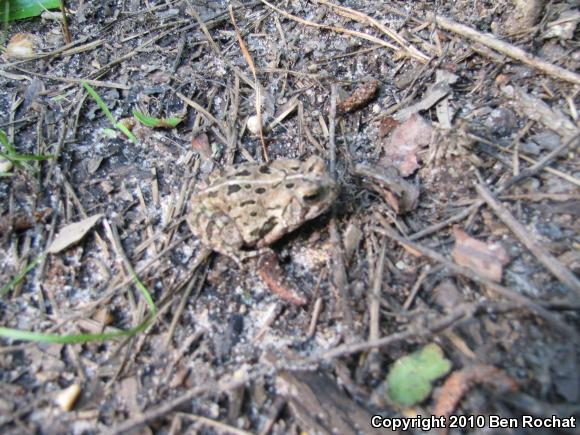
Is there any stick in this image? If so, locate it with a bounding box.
[429,13,580,85]
[372,226,573,335]
[476,183,580,296]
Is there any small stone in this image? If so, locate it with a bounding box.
[246,115,263,134]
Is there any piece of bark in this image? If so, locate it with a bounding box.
[452,227,510,283]
[337,80,379,114]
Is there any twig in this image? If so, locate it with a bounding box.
[428,13,580,85]
[318,302,477,360]
[258,0,428,62]
[476,183,580,296]
[328,84,353,329]
[60,0,72,44]
[104,369,266,435]
[369,240,385,344]
[176,413,254,435]
[13,68,130,90]
[372,225,573,335]
[229,6,269,161]
[403,266,431,310]
[410,132,580,240]
[314,0,429,62]
[495,132,580,192]
[470,133,580,188]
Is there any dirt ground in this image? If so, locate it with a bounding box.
[1,0,579,434]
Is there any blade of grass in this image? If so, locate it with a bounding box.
[82,81,138,143]
[0,254,45,297]
[132,109,182,128]
[81,81,116,124]
[0,130,17,154]
[0,151,54,162]
[114,121,137,143]
[130,272,157,315]
[0,318,152,344]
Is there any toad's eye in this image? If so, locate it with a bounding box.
[303,189,325,204]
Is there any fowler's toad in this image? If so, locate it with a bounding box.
[188,155,337,260]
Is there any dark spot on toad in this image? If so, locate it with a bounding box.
[245,184,251,189]
[259,217,277,237]
[240,200,256,207]
[228,185,241,194]
[235,169,251,176]
[206,221,215,237]
[250,211,257,217]
[259,165,271,174]
[255,187,266,194]
[207,190,219,198]
[286,183,295,189]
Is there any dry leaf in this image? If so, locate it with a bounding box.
[378,116,400,138]
[451,227,510,282]
[433,364,518,424]
[47,215,104,254]
[191,133,212,160]
[379,114,432,176]
[257,251,307,306]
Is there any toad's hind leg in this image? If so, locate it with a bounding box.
[188,210,245,262]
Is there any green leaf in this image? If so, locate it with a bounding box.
[1,0,61,21]
[386,343,452,407]
[132,109,182,128]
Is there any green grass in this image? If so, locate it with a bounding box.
[0,129,54,174]
[133,109,182,128]
[0,318,152,344]
[81,81,138,143]
[0,254,45,297]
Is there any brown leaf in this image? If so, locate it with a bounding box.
[257,251,307,306]
[433,364,518,423]
[451,227,510,282]
[378,116,400,138]
[379,114,433,176]
[191,133,212,159]
[47,214,103,254]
